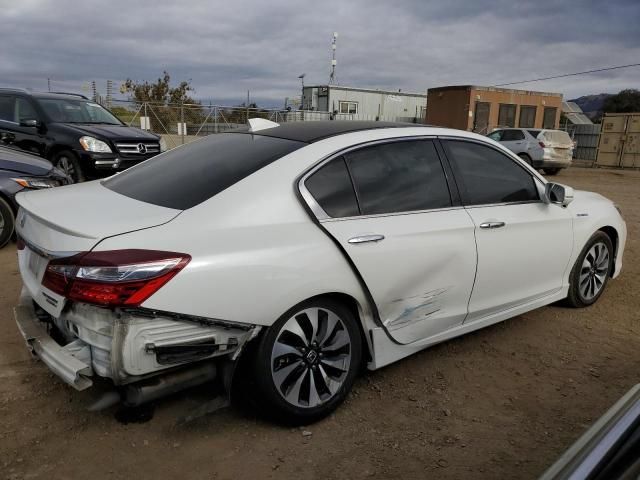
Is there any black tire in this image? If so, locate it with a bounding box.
[52,150,84,183]
[544,168,561,176]
[0,196,15,249]
[518,153,533,166]
[565,231,613,308]
[253,298,362,425]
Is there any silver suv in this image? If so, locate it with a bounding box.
[487,128,574,175]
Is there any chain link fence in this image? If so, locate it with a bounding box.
[109,100,425,150]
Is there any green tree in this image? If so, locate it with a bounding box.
[121,72,203,132]
[602,89,640,114]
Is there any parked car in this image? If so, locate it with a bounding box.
[0,89,166,183]
[0,146,69,248]
[542,383,640,479]
[487,128,574,175]
[13,120,626,424]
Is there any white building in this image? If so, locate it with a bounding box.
[301,85,427,123]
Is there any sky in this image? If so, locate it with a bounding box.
[1,0,639,108]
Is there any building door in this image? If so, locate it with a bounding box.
[473,102,490,133]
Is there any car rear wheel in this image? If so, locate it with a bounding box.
[566,232,613,308]
[53,150,84,183]
[0,197,15,249]
[253,298,362,424]
[544,168,561,176]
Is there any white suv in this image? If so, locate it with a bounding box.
[488,128,574,175]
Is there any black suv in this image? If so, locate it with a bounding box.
[0,89,164,182]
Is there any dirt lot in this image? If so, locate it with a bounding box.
[1,167,638,480]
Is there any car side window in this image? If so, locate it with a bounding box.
[444,140,539,206]
[487,131,502,141]
[305,157,359,218]
[15,98,38,123]
[344,140,452,215]
[0,96,16,122]
[501,130,525,141]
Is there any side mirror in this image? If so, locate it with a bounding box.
[19,118,40,128]
[545,183,574,207]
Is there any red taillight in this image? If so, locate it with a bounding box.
[16,237,25,251]
[41,250,190,307]
[539,141,546,148]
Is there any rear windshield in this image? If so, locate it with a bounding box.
[103,133,305,209]
[540,130,572,145]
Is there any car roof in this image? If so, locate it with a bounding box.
[0,88,88,101]
[234,121,421,143]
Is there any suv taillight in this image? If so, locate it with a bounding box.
[41,249,190,307]
[539,141,546,148]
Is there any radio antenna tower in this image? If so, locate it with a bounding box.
[329,32,338,84]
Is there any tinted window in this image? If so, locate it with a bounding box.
[543,107,557,129]
[16,98,38,122]
[306,158,359,217]
[501,130,525,141]
[445,140,539,205]
[0,96,15,122]
[487,130,503,141]
[345,140,451,215]
[528,130,541,139]
[36,98,121,125]
[498,104,516,127]
[104,133,305,210]
[519,106,537,128]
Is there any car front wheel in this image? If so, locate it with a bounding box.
[0,197,15,248]
[566,232,613,308]
[253,298,362,424]
[53,150,84,183]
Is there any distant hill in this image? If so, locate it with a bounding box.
[568,94,612,120]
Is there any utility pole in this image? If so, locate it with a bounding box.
[47,78,51,92]
[329,32,338,84]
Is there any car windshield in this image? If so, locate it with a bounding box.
[37,98,122,125]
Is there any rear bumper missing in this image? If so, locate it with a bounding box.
[14,300,93,391]
[14,287,261,393]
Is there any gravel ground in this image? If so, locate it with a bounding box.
[1,167,638,480]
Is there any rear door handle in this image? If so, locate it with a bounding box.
[348,234,385,244]
[479,222,506,229]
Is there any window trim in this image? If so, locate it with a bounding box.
[518,105,537,128]
[298,136,460,221]
[338,101,358,114]
[438,136,546,208]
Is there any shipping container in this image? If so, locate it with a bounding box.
[596,113,640,168]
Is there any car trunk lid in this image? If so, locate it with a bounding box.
[15,181,181,317]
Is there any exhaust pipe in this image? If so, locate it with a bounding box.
[123,363,217,406]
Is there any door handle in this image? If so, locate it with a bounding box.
[348,234,385,244]
[479,222,506,229]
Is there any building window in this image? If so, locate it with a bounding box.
[543,107,557,129]
[498,104,516,127]
[518,106,537,128]
[339,101,358,114]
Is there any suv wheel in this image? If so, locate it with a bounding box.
[0,197,15,249]
[253,298,362,424]
[53,150,84,183]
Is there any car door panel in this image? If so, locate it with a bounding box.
[441,138,575,323]
[321,209,477,344]
[464,202,573,321]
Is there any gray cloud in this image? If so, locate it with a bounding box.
[1,0,639,106]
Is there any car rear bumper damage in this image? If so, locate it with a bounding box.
[14,287,261,402]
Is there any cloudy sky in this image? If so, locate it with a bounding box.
[1,0,639,107]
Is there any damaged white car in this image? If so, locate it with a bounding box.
[14,120,626,423]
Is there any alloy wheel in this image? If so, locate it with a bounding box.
[579,241,610,301]
[58,156,76,182]
[270,307,352,409]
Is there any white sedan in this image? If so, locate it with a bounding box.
[13,120,626,423]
